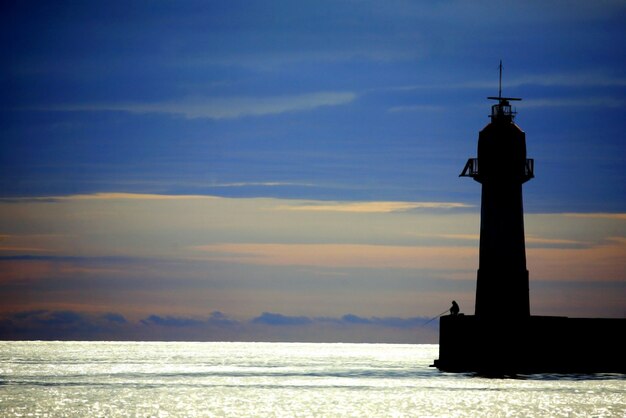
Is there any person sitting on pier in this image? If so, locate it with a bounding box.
[450,300,460,316]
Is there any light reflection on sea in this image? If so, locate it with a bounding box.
[1,341,624,417]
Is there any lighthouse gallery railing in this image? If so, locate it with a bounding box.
[459,158,534,181]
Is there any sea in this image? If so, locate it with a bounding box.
[1,342,624,417]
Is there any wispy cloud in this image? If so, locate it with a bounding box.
[563,213,626,220]
[0,246,56,253]
[387,105,444,113]
[276,200,471,213]
[191,237,626,283]
[528,237,626,282]
[191,243,477,270]
[0,193,219,203]
[34,91,357,119]
[509,73,626,88]
[211,181,317,188]
[523,97,625,108]
[382,72,626,93]
[525,235,589,247]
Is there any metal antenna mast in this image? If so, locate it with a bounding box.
[487,60,521,106]
[498,60,503,99]
[484,61,521,121]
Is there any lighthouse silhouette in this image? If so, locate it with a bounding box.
[433,63,625,375]
[460,61,533,318]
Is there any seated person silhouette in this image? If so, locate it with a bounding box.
[450,300,460,316]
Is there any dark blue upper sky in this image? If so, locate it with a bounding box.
[2,0,625,211]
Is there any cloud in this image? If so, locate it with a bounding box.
[192,243,477,270]
[0,310,128,340]
[0,246,56,253]
[523,97,625,109]
[103,312,128,324]
[387,105,445,113]
[437,234,479,241]
[340,314,373,325]
[34,91,357,119]
[140,311,239,328]
[0,193,219,203]
[0,255,146,284]
[276,200,471,213]
[252,312,313,326]
[564,213,626,220]
[418,233,587,248]
[509,73,626,88]
[255,313,431,330]
[210,182,316,189]
[207,311,240,327]
[141,315,205,327]
[525,235,589,247]
[527,238,626,282]
[378,71,626,97]
[0,310,438,343]
[1,195,624,320]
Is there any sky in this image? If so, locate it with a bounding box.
[1,1,625,342]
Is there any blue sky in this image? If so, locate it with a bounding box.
[1,1,625,342]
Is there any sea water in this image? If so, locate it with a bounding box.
[0,342,624,417]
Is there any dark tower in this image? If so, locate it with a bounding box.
[460,62,534,318]
[433,64,625,374]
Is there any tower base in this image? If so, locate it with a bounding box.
[433,315,626,375]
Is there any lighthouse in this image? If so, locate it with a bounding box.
[460,62,533,318]
[433,64,625,374]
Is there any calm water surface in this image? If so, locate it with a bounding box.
[1,341,624,417]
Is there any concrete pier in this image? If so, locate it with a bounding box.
[434,315,626,374]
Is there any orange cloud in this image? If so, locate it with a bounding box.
[0,259,127,284]
[191,237,626,284]
[191,243,477,270]
[276,201,471,213]
[528,237,626,282]
[563,213,626,220]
